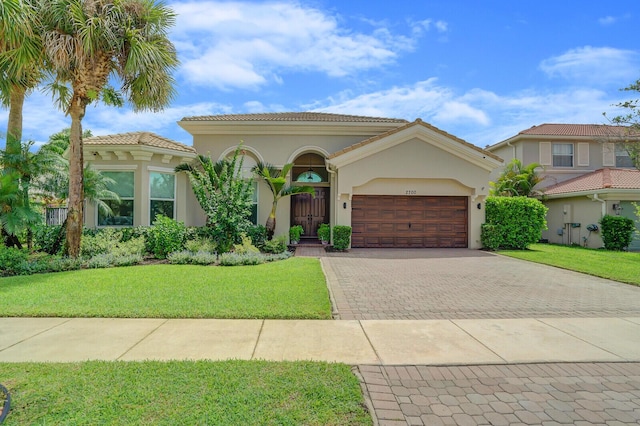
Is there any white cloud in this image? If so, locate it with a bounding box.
[170,1,422,89]
[598,16,616,26]
[539,46,639,85]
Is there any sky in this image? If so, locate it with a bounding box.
[2,0,639,149]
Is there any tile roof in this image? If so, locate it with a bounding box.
[543,168,640,195]
[519,123,634,137]
[84,132,195,153]
[328,119,502,162]
[180,112,409,123]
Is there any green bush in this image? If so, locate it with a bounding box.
[482,196,548,250]
[262,235,287,254]
[332,225,352,250]
[600,215,635,251]
[218,251,292,266]
[184,237,217,254]
[80,229,145,258]
[289,225,304,243]
[233,234,260,254]
[32,224,64,254]
[147,215,187,259]
[317,223,330,242]
[0,246,30,276]
[84,253,143,269]
[246,224,267,248]
[168,250,218,265]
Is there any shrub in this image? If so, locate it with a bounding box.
[262,235,287,254]
[168,250,218,265]
[32,224,64,254]
[0,246,30,276]
[184,237,217,254]
[317,223,330,242]
[80,229,145,258]
[147,215,187,259]
[600,215,635,251]
[246,224,267,248]
[84,253,143,269]
[233,234,260,254]
[218,251,291,266]
[482,196,548,250]
[289,225,304,243]
[332,225,352,250]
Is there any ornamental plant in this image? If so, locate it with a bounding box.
[332,225,351,251]
[600,215,635,251]
[481,196,547,250]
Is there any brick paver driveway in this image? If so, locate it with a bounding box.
[321,248,640,320]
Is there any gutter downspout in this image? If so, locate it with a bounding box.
[325,162,338,237]
[592,193,606,217]
[506,140,516,160]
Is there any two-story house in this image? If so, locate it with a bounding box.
[487,124,640,250]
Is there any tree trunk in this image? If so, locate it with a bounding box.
[266,203,277,240]
[4,86,26,176]
[64,100,86,258]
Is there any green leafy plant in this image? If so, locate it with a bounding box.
[332,225,351,250]
[600,215,635,251]
[168,250,218,265]
[490,159,544,197]
[482,196,548,250]
[0,246,29,276]
[176,147,255,253]
[289,225,304,243]
[317,223,330,243]
[233,234,260,254]
[262,235,288,254]
[246,224,268,249]
[147,215,187,259]
[184,237,217,254]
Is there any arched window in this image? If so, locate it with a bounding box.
[296,170,323,182]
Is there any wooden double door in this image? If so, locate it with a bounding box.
[291,187,329,238]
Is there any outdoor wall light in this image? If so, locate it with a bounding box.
[477,203,482,210]
[343,202,347,209]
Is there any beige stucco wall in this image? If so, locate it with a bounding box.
[542,197,606,248]
[333,137,494,249]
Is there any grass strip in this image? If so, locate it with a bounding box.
[0,360,371,425]
[0,258,331,319]
[499,243,640,286]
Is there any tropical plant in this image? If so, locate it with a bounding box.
[600,215,635,251]
[288,225,303,243]
[176,147,255,253]
[36,0,179,257]
[0,172,40,248]
[0,0,44,161]
[490,159,544,197]
[252,162,315,239]
[317,223,330,243]
[332,225,352,251]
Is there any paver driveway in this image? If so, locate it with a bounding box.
[320,248,640,320]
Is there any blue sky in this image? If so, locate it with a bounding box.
[2,0,639,149]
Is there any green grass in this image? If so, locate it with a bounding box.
[0,360,371,425]
[0,258,331,318]
[499,243,640,286]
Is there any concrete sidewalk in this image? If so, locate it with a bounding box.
[1,317,639,364]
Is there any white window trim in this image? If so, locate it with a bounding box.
[552,142,574,168]
[149,171,177,222]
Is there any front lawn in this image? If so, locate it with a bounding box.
[0,360,371,425]
[499,243,640,286]
[0,258,331,319]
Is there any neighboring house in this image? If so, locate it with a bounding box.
[82,112,502,249]
[487,124,640,250]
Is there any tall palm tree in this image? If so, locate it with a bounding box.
[0,0,44,161]
[38,0,179,257]
[252,162,315,240]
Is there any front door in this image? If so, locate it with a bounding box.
[291,187,329,238]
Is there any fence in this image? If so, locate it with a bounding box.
[45,207,68,226]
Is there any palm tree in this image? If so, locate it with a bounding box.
[252,162,315,240]
[0,0,44,161]
[490,159,544,197]
[38,0,179,257]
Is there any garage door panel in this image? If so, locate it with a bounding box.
[351,195,468,248]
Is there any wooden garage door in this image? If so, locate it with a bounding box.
[351,196,468,248]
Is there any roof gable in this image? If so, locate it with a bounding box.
[180,112,408,123]
[84,132,195,153]
[328,119,502,171]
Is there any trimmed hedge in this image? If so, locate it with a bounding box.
[332,226,352,251]
[482,196,548,250]
[600,215,635,251]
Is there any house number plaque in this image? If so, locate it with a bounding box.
[405,190,417,195]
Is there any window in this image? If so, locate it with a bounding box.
[150,172,175,222]
[98,171,134,226]
[552,143,573,167]
[615,144,634,168]
[249,181,258,224]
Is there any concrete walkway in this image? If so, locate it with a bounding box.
[2,317,640,364]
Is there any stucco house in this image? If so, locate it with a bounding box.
[83,112,502,249]
[486,124,640,250]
